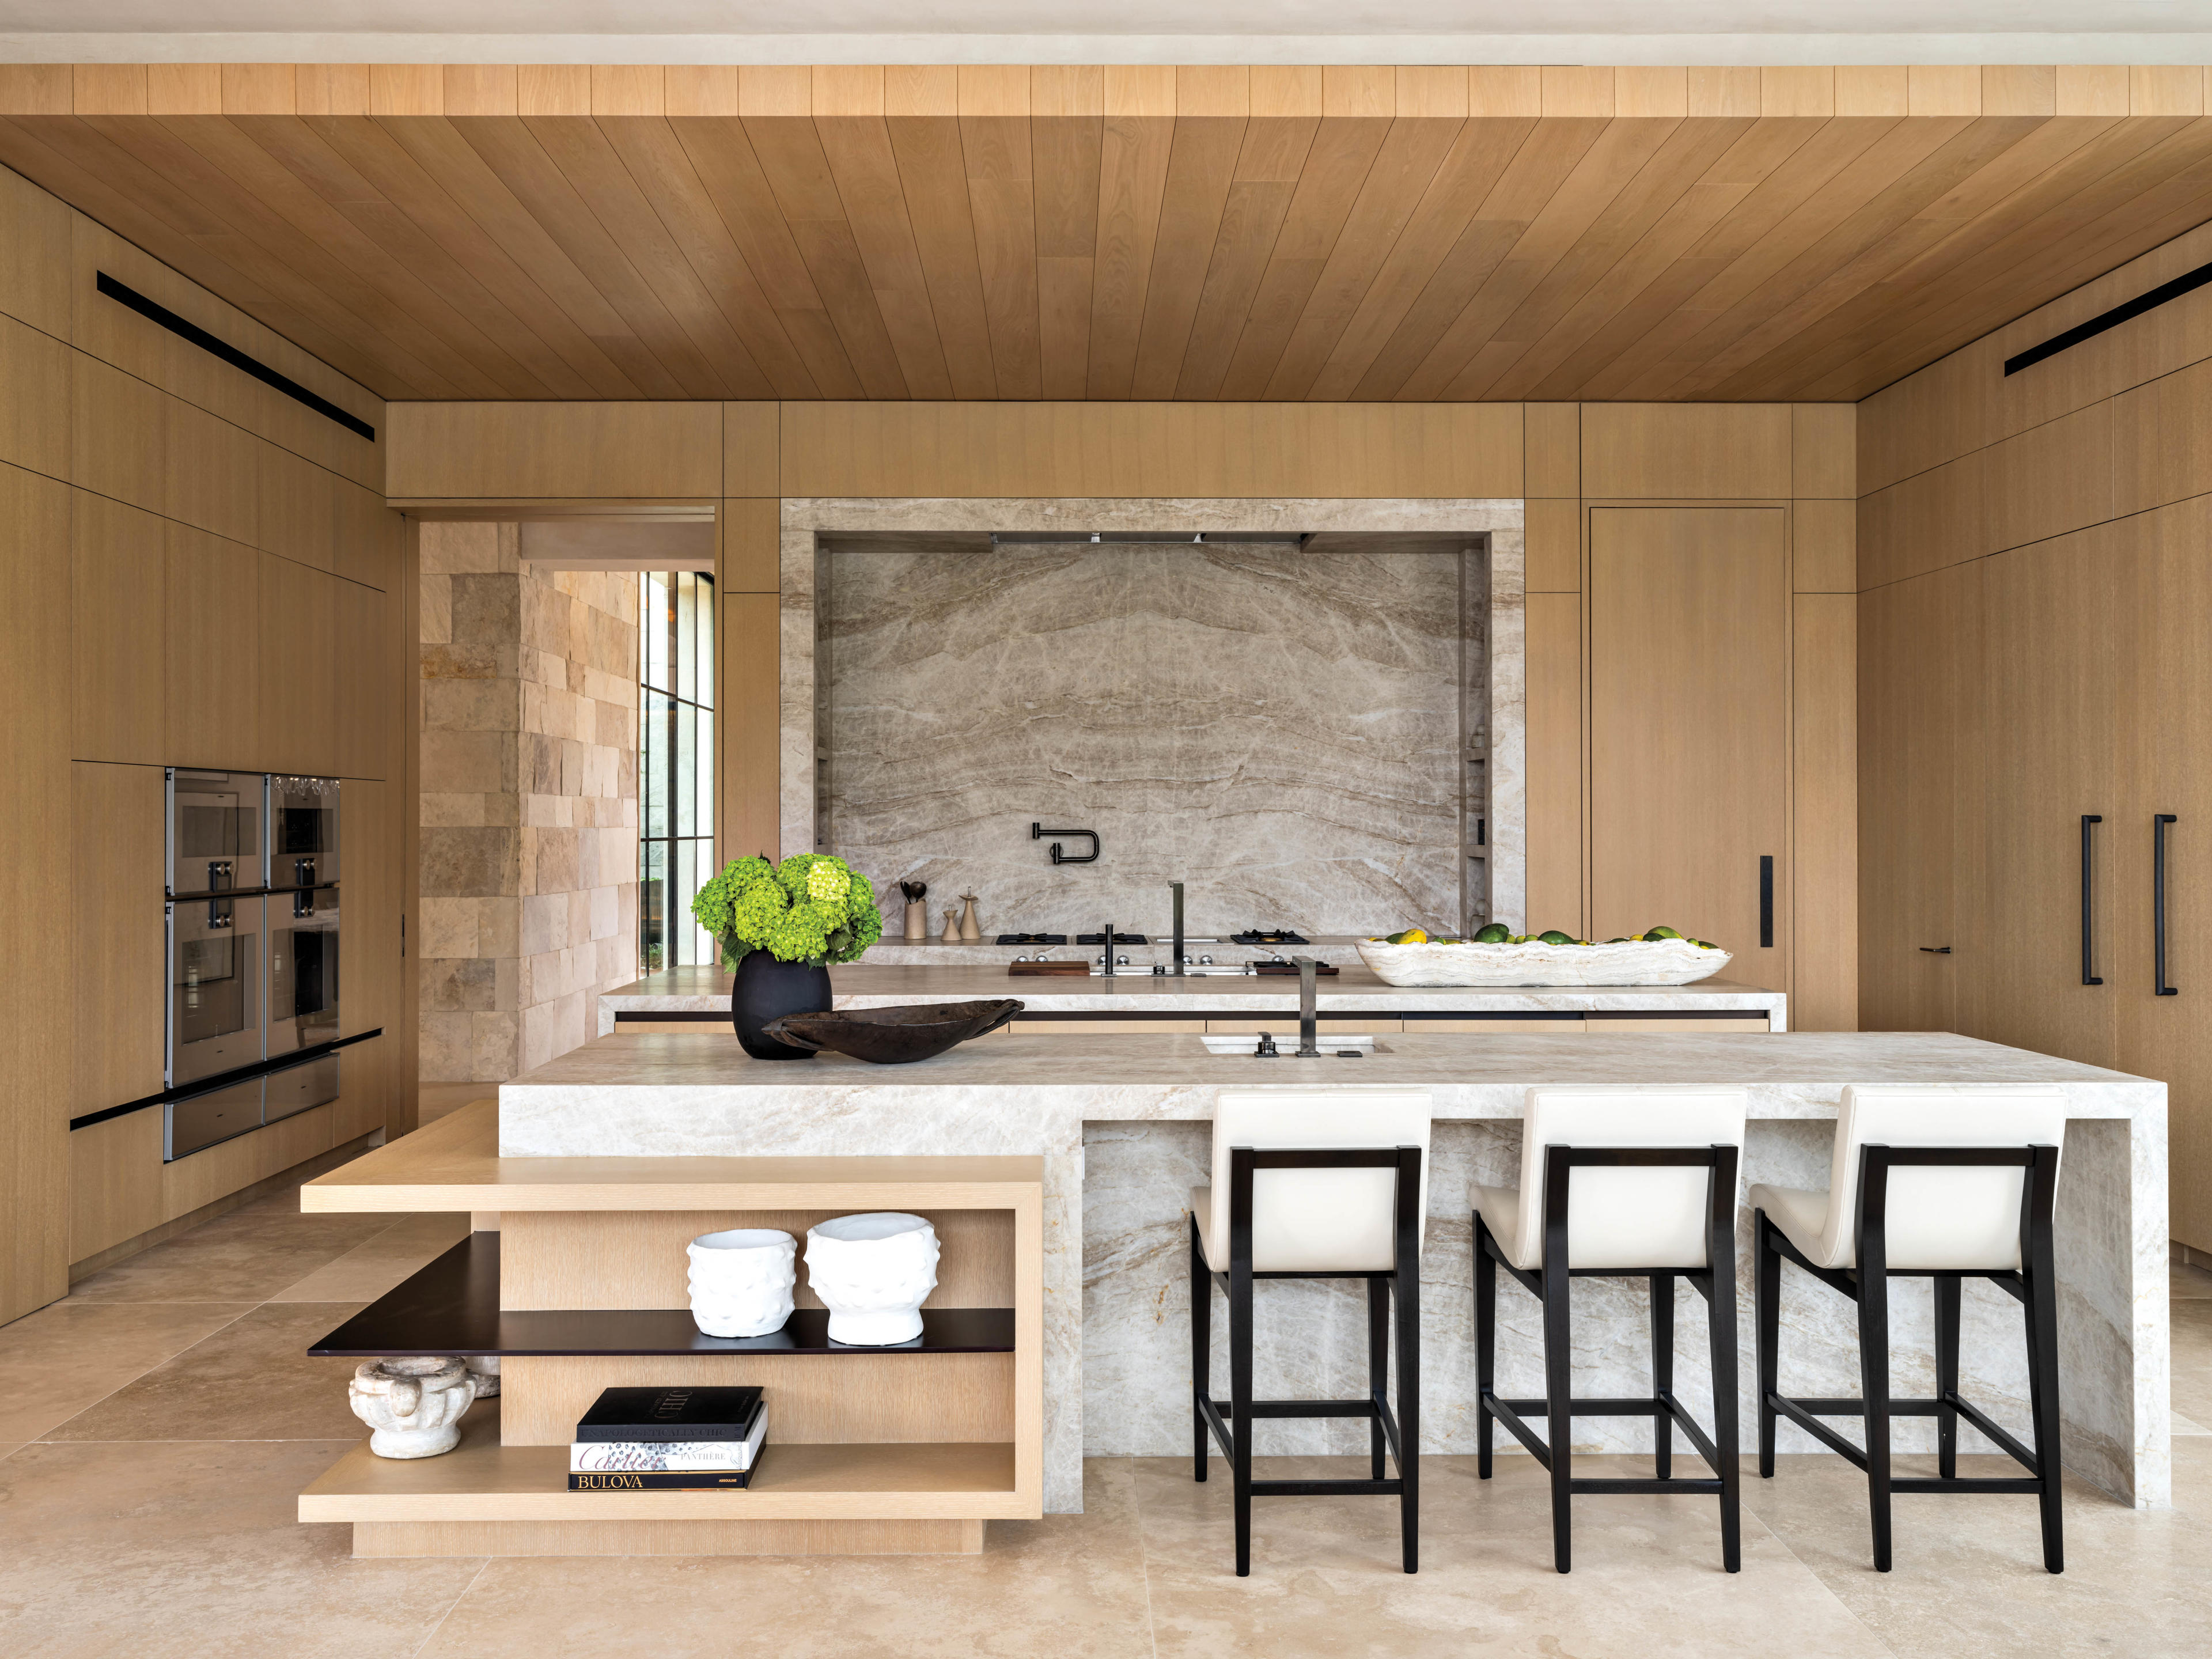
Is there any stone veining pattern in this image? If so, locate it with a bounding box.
[778,498,1527,930]
[502,1029,2167,1516]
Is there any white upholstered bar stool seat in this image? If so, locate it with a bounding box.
[1187,1089,1433,1577]
[1749,1084,2070,1575]
[1748,1085,2067,1271]
[1469,1085,1751,1575]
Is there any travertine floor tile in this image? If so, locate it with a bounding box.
[69,1199,393,1303]
[2171,1263,2212,1298]
[0,1439,484,1658]
[0,1300,253,1442]
[42,1302,367,1442]
[1743,1451,2212,1658]
[1131,1455,1891,1658]
[267,1211,472,1301]
[416,1458,1154,1659]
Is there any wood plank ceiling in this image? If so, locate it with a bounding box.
[5,62,2212,403]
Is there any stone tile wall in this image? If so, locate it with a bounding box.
[417,522,638,1087]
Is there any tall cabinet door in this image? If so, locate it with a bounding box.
[1590,508,1789,975]
[2115,497,2212,1251]
[1977,528,2118,1066]
[1858,559,1987,1033]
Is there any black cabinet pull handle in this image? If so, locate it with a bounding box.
[2082,815,2104,985]
[1759,854,1774,948]
[2157,814,2179,996]
[1919,945,1952,955]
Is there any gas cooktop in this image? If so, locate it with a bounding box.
[1076,932,1147,945]
[995,933,1067,946]
[1232,929,1310,946]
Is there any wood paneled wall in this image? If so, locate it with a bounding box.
[1520,402,1857,1029]
[1859,212,2212,1250]
[0,160,411,1323]
[388,394,1857,1028]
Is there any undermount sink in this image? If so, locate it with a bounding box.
[1200,1033,1378,1055]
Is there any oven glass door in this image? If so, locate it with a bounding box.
[270,776,340,891]
[269,885,340,1056]
[168,770,264,896]
[169,893,264,1086]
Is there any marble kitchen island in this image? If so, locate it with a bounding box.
[501,1028,2169,1517]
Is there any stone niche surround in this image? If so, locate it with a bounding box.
[417,521,641,1092]
[780,498,1527,932]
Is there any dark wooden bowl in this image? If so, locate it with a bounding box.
[760,999,1024,1065]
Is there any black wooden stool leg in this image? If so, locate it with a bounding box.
[1933,1274,1961,1482]
[1230,1256,1255,1577]
[1755,1212,1779,1480]
[2024,1206,2066,1573]
[1857,1263,1894,1573]
[1544,1249,1574,1573]
[1707,1262,1743,1574]
[1651,1271,1675,1481]
[1368,1274,1389,1482]
[1191,1217,1211,1483]
[1475,1221,1497,1479]
[1396,1256,1421,1573]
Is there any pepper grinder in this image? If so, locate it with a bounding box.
[958,894,983,941]
[940,906,961,944]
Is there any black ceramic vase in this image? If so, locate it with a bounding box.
[729,948,833,1060]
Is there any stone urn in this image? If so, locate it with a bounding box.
[804,1213,941,1346]
[350,1357,477,1458]
[687,1228,798,1338]
[464,1354,500,1397]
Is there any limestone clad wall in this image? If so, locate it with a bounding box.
[418,521,638,1086]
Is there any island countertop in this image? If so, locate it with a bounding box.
[498,1028,2168,1517]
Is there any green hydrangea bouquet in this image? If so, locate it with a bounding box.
[691,854,883,968]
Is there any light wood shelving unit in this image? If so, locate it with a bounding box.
[300,1101,1044,1557]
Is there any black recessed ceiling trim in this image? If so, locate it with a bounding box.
[2004,257,2212,377]
[94,271,377,441]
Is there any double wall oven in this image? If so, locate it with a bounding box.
[164,771,343,1161]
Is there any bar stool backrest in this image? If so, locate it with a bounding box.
[1811,1085,2067,1270]
[1515,1087,1749,1268]
[1209,1090,1432,1273]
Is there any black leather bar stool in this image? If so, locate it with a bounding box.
[1751,1084,2067,1573]
[1188,1088,1430,1577]
[1471,1085,1749,1574]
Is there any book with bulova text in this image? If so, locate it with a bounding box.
[569,1468,757,1491]
[571,1410,768,1473]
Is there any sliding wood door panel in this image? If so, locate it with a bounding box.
[1589,507,1789,977]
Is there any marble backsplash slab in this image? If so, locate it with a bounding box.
[821,537,1465,937]
[778,498,1527,931]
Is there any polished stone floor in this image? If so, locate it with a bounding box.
[3,1184,2209,1658]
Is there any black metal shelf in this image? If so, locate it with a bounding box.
[308,1234,1016,1358]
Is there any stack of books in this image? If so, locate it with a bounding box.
[567,1385,768,1491]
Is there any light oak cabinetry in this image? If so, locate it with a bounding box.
[70,762,166,1116]
[1589,507,1790,968]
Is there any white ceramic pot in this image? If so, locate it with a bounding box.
[687,1228,798,1338]
[805,1213,941,1346]
[349,1357,476,1459]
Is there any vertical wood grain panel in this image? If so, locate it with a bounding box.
[723,400,781,497]
[1582,404,1792,498]
[257,552,337,776]
[0,460,72,1320]
[1522,403,1578,497]
[163,525,260,773]
[1792,595,1857,1031]
[0,313,69,482]
[1524,498,1581,593]
[1525,590,1584,938]
[720,591,780,865]
[1790,403,1856,498]
[335,577,391,780]
[1590,509,1790,973]
[71,760,166,1113]
[69,1109,164,1263]
[71,490,166,764]
[1793,499,1857,593]
[719,499,780,593]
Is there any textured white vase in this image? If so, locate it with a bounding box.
[464,1354,500,1397]
[805,1213,941,1345]
[349,1357,476,1459]
[687,1228,798,1338]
